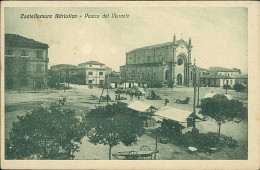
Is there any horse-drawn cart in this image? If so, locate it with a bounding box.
[112,145,158,160]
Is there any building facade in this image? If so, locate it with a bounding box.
[120,35,193,87]
[5,34,49,90]
[50,64,79,85]
[199,67,243,87]
[78,61,106,85]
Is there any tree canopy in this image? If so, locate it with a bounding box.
[6,104,85,160]
[200,94,247,139]
[233,83,246,92]
[82,103,146,159]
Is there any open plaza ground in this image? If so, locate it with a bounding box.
[4,85,248,160]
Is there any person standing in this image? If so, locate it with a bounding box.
[164,98,169,106]
[130,92,133,100]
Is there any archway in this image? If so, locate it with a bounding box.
[177,74,182,85]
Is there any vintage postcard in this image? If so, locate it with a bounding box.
[1,1,259,169]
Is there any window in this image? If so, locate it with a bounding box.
[230,80,232,85]
[88,71,93,75]
[147,56,150,63]
[36,64,42,73]
[131,71,135,77]
[90,65,92,67]
[36,50,42,58]
[162,56,165,62]
[223,80,225,85]
[88,80,93,84]
[21,50,28,56]
[99,72,103,76]
[177,58,183,65]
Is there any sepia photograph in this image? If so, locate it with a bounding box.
[1,1,259,169]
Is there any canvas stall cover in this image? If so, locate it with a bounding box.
[127,100,155,112]
[153,106,192,123]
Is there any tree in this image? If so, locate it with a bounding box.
[233,83,246,98]
[200,94,247,140]
[159,119,182,139]
[48,70,59,91]
[82,103,146,160]
[6,104,85,159]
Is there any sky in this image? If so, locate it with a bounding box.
[5,7,248,73]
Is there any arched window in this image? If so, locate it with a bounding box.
[177,58,183,65]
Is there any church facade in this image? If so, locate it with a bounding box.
[120,35,194,87]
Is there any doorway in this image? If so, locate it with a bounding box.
[177,74,182,85]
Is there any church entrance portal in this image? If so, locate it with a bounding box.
[177,74,182,85]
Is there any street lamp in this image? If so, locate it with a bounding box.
[192,59,197,130]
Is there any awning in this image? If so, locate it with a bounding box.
[203,93,215,98]
[153,106,192,123]
[127,100,157,112]
[203,93,233,100]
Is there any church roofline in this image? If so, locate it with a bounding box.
[127,39,191,54]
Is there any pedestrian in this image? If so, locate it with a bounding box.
[115,94,118,100]
[137,91,140,100]
[59,97,62,105]
[130,92,133,100]
[164,98,169,106]
[62,96,66,105]
[118,93,121,100]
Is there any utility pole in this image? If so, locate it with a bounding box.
[193,59,197,130]
[197,77,200,107]
[107,73,110,104]
[124,69,127,91]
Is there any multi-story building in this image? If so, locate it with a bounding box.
[199,67,243,87]
[5,34,49,90]
[120,35,194,87]
[78,61,106,85]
